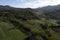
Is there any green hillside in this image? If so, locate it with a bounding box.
[0,5,60,40]
[0,22,27,40]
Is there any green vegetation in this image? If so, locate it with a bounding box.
[0,22,27,40]
[0,5,60,40]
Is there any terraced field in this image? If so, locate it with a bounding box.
[0,22,27,40]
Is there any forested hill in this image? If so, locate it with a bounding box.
[0,5,60,40]
[35,5,60,20]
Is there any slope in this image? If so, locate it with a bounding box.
[0,22,27,40]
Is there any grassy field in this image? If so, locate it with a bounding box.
[0,22,27,40]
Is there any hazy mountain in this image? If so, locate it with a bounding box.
[35,5,60,12]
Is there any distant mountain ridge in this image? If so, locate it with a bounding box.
[0,5,15,10]
[0,5,60,11]
[35,5,60,12]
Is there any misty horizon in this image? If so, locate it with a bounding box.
[0,0,60,8]
[0,4,60,9]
